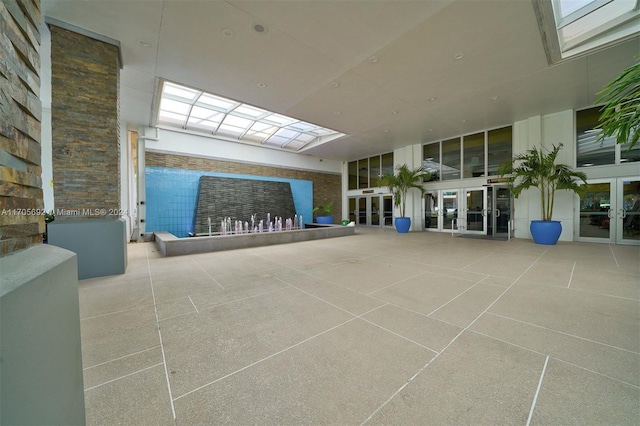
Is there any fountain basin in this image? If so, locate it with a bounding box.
[154,224,354,256]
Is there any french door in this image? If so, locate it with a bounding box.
[577,177,640,245]
[349,195,393,228]
[425,190,461,232]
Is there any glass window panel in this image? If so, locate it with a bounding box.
[221,115,252,129]
[381,152,394,176]
[358,158,369,189]
[265,135,289,146]
[189,106,222,120]
[198,93,237,110]
[273,128,299,139]
[249,122,277,133]
[290,122,318,132]
[576,107,615,167]
[187,118,219,131]
[348,161,358,190]
[621,139,640,164]
[488,126,512,176]
[158,110,187,124]
[370,155,381,188]
[463,132,485,178]
[217,124,245,138]
[160,98,191,115]
[294,134,315,142]
[264,113,297,126]
[442,137,461,180]
[163,82,199,101]
[422,142,440,181]
[233,104,268,118]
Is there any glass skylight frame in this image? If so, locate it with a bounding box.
[536,0,640,63]
[155,80,346,152]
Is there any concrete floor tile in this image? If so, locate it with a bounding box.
[367,331,545,425]
[530,359,639,425]
[83,346,163,390]
[78,277,153,319]
[173,319,434,425]
[471,313,640,387]
[84,364,174,425]
[361,304,461,352]
[80,306,160,367]
[162,287,353,397]
[429,282,507,327]
[370,272,476,316]
[490,281,639,352]
[308,258,425,294]
[278,271,385,315]
[570,266,639,299]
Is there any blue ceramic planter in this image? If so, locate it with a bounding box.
[530,220,562,245]
[316,216,334,224]
[395,217,411,233]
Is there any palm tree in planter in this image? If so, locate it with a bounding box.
[312,201,334,224]
[498,143,587,245]
[379,164,431,233]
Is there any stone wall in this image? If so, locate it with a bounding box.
[0,0,43,256]
[49,24,120,217]
[146,151,342,221]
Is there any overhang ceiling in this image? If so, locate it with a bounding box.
[41,0,639,161]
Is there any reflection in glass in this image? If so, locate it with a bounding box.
[622,179,640,241]
[348,197,357,222]
[358,158,369,189]
[488,127,513,176]
[442,138,461,180]
[576,107,615,167]
[358,197,367,225]
[381,152,394,176]
[578,182,611,239]
[370,155,381,188]
[621,141,640,164]
[348,161,358,190]
[442,190,459,230]
[424,191,438,229]
[423,142,440,181]
[466,189,484,231]
[383,195,393,226]
[463,132,485,178]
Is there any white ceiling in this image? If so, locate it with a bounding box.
[42,0,639,161]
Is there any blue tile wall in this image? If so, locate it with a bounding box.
[145,167,313,237]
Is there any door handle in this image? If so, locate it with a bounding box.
[495,209,501,217]
[620,209,626,219]
[607,209,614,218]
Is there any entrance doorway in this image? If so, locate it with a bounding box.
[577,177,640,245]
[425,186,511,239]
[348,195,393,228]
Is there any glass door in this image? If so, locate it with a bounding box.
[618,178,640,245]
[491,186,511,238]
[577,178,640,245]
[349,195,393,228]
[464,188,487,234]
[424,191,439,231]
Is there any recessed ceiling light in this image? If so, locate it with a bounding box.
[461,119,467,123]
[329,81,340,88]
[222,28,234,38]
[369,56,379,63]
[334,111,342,115]
[384,129,389,133]
[454,52,464,60]
[252,22,269,35]
[137,39,151,48]
[428,97,437,102]
[490,95,499,101]
[257,82,267,88]
[391,111,398,115]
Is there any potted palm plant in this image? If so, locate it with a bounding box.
[498,143,587,245]
[379,164,431,233]
[313,201,334,224]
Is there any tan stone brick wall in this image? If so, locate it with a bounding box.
[146,151,342,221]
[49,25,120,217]
[0,0,43,256]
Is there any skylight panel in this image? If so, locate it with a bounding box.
[160,98,191,116]
[198,93,238,111]
[156,80,346,152]
[163,82,199,101]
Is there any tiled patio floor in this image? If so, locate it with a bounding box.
[79,229,639,425]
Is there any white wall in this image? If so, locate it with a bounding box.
[147,128,342,174]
